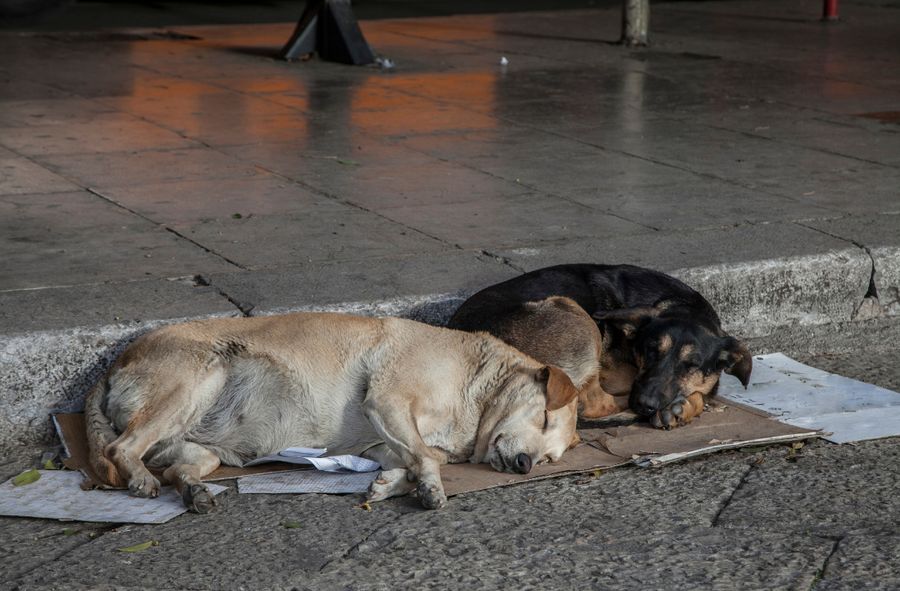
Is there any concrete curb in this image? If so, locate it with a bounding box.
[1,248,897,454]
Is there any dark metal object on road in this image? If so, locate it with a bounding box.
[822,0,839,21]
[621,0,649,47]
[280,0,375,65]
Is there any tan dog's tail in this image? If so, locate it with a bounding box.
[84,378,126,488]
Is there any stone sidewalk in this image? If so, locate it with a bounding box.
[1,1,900,588]
[2,0,899,450]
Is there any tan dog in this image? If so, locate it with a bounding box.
[84,312,581,511]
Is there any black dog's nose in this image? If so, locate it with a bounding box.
[513,453,532,474]
[634,400,658,416]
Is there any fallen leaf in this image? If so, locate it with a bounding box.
[42,459,58,470]
[117,540,159,553]
[231,213,243,219]
[283,520,301,529]
[61,528,79,536]
[357,501,372,512]
[12,469,41,486]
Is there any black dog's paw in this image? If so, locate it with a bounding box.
[651,392,705,429]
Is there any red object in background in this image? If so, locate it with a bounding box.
[823,0,839,20]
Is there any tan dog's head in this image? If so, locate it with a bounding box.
[479,365,580,474]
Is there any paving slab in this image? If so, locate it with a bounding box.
[0,158,80,195]
[0,98,118,128]
[0,190,239,290]
[0,278,238,334]
[95,176,334,225]
[0,114,198,156]
[171,204,448,269]
[33,148,264,189]
[206,250,518,317]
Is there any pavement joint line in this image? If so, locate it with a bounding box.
[530,124,855,216]
[247,160,460,250]
[478,249,527,274]
[809,535,844,591]
[702,121,900,170]
[710,461,754,528]
[380,129,664,233]
[793,220,881,306]
[314,510,407,575]
[194,274,254,316]
[83,187,249,272]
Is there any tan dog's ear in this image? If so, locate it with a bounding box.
[591,305,664,339]
[538,365,580,411]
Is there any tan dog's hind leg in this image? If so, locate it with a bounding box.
[363,399,448,509]
[578,375,630,419]
[161,442,221,514]
[106,370,224,499]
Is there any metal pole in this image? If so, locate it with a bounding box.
[621,0,650,47]
[822,0,839,21]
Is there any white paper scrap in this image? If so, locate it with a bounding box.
[306,455,380,472]
[244,448,378,472]
[0,470,227,524]
[719,353,900,444]
[238,470,378,494]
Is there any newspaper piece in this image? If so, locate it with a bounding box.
[238,469,378,494]
[719,352,900,443]
[0,470,227,524]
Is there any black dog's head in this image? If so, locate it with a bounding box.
[594,306,752,417]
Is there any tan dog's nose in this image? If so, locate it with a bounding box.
[514,453,532,474]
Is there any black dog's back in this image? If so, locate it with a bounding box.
[448,264,721,332]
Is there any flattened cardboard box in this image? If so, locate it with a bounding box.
[55,400,817,497]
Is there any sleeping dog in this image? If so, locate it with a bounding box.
[448,264,752,429]
[84,312,581,511]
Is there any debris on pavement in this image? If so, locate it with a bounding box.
[12,469,41,486]
[117,540,159,553]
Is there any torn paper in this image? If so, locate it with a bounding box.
[0,470,227,524]
[719,353,900,444]
[238,470,378,494]
[245,448,379,472]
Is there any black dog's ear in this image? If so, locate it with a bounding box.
[717,336,753,388]
[591,306,661,339]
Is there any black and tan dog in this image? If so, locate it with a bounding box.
[448,264,752,429]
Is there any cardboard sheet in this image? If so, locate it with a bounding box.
[718,353,900,443]
[0,470,226,524]
[54,400,817,499]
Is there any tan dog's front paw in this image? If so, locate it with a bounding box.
[183,483,217,513]
[128,474,161,498]
[368,468,415,502]
[416,480,447,510]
